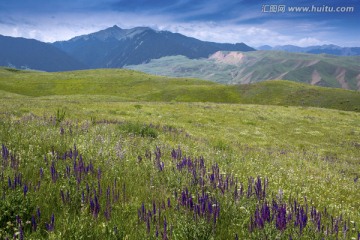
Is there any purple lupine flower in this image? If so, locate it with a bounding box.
[254,176,262,200]
[106,186,111,202]
[167,198,171,208]
[343,221,348,238]
[90,199,95,216]
[171,147,182,160]
[46,214,55,231]
[142,203,146,217]
[23,184,28,197]
[94,195,100,218]
[50,162,57,182]
[163,217,168,239]
[155,147,161,161]
[153,201,156,215]
[37,207,41,219]
[146,217,150,234]
[31,215,37,231]
[189,196,194,210]
[19,223,24,240]
[276,204,287,231]
[2,144,9,161]
[254,207,264,229]
[261,201,271,223]
[334,218,339,236]
[14,173,22,188]
[8,177,11,189]
[40,167,44,179]
[208,202,213,215]
[16,215,21,225]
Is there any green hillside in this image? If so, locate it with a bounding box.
[0,67,359,111]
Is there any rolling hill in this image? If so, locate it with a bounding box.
[0,67,358,112]
[126,51,360,91]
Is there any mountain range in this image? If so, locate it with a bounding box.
[0,26,255,71]
[0,25,359,91]
[52,25,255,68]
[126,51,360,91]
[258,44,360,56]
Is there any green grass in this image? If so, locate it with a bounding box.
[0,68,359,239]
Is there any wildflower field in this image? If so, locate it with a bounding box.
[0,68,359,239]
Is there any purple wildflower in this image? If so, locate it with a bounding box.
[37,207,41,219]
[46,214,55,232]
[31,215,37,231]
[167,198,171,208]
[23,184,28,197]
[276,204,287,231]
[163,217,168,240]
[19,224,24,240]
[2,144,9,161]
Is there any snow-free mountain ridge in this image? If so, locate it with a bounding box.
[53,25,256,68]
[258,44,360,56]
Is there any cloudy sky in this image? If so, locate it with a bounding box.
[0,0,359,47]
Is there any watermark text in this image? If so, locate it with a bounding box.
[262,5,355,13]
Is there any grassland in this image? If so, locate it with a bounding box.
[0,68,359,239]
[0,67,359,111]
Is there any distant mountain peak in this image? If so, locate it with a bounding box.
[111,25,121,29]
[67,25,154,42]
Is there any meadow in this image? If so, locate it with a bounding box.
[0,68,359,239]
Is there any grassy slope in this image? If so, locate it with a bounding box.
[0,67,359,238]
[237,80,360,112]
[0,67,359,112]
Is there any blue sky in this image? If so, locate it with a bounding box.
[0,0,359,47]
